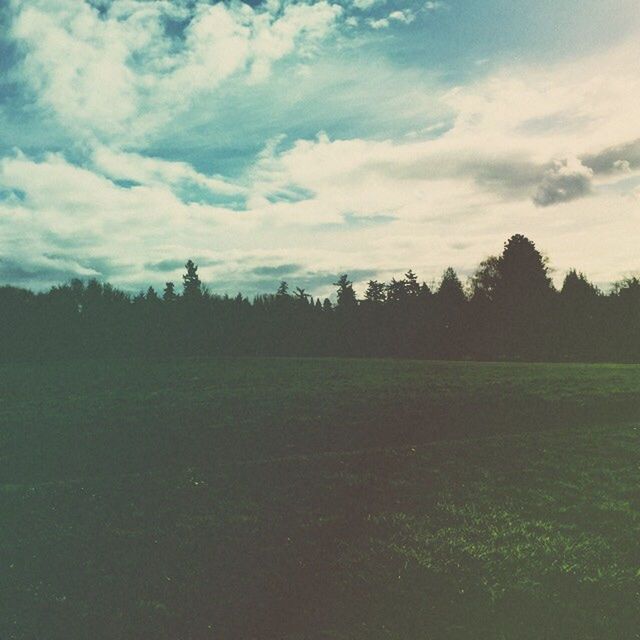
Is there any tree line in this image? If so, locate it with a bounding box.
[1,234,638,362]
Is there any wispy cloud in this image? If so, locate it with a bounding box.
[10,0,344,143]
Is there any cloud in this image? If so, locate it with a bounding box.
[368,17,389,29]
[251,263,303,276]
[247,36,640,216]
[145,259,190,273]
[1,2,640,295]
[0,255,98,285]
[367,9,415,29]
[93,146,246,196]
[388,10,415,24]
[582,139,640,175]
[352,0,385,9]
[9,0,343,143]
[532,158,593,207]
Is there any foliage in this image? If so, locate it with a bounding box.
[0,234,638,361]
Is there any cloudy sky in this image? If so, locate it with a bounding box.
[1,0,639,296]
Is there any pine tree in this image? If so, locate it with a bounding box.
[334,274,357,308]
[364,280,386,304]
[276,281,289,297]
[405,270,420,297]
[163,282,177,302]
[182,260,202,299]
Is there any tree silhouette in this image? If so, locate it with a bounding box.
[163,282,177,302]
[434,267,467,357]
[386,278,408,304]
[0,234,637,363]
[334,275,357,308]
[495,234,552,303]
[182,260,202,299]
[294,287,310,304]
[364,280,386,304]
[276,281,289,297]
[494,234,555,359]
[436,268,466,307]
[469,256,501,303]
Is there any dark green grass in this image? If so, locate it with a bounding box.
[1,358,639,639]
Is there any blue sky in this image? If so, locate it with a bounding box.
[1,0,639,296]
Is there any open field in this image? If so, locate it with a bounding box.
[1,358,640,639]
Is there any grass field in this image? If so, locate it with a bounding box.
[2,358,640,639]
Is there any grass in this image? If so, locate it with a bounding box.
[1,357,639,639]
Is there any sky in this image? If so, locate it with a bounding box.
[1,0,639,297]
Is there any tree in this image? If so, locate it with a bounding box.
[561,270,599,304]
[182,260,202,299]
[334,274,357,308]
[276,281,290,297]
[494,234,555,359]
[163,282,177,302]
[404,270,420,297]
[496,234,553,302]
[385,278,408,304]
[469,256,501,303]
[434,267,468,357]
[419,282,432,300]
[611,276,640,304]
[294,287,310,305]
[558,270,602,360]
[364,280,386,304]
[436,267,466,308]
[0,232,635,363]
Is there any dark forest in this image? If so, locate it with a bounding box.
[1,234,638,362]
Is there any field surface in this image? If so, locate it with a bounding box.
[1,357,640,639]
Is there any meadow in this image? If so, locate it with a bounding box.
[1,357,640,639]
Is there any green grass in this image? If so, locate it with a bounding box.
[1,358,640,639]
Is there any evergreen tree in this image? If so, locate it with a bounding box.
[182,260,202,299]
[405,270,420,297]
[0,235,636,363]
[496,235,552,302]
[469,256,501,302]
[364,280,386,304]
[163,282,177,302]
[386,278,408,304]
[334,274,357,308]
[436,268,466,307]
[494,235,555,359]
[276,281,290,297]
[294,287,310,304]
[419,282,432,300]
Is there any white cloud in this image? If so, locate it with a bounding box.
[366,9,415,29]
[388,10,415,24]
[92,147,246,198]
[368,17,390,29]
[229,37,640,284]
[10,0,342,143]
[353,0,386,9]
[0,151,248,269]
